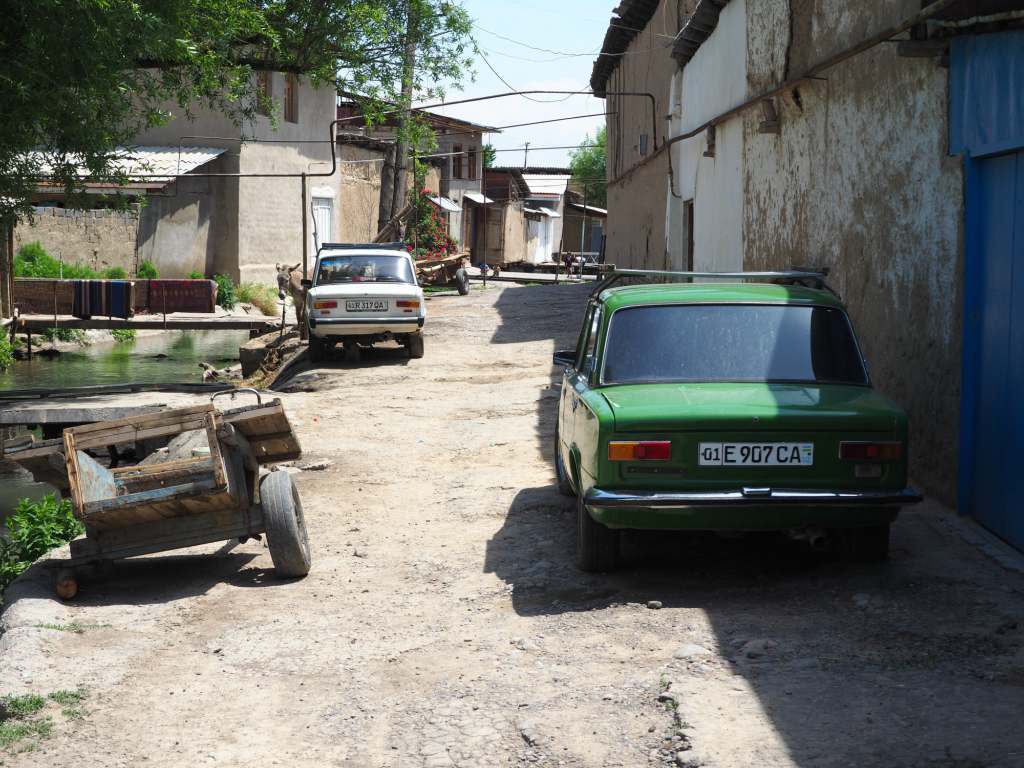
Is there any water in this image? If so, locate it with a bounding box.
[0,466,55,528]
[0,330,250,391]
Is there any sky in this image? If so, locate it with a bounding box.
[427,0,616,169]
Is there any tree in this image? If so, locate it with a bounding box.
[0,0,474,224]
[568,127,607,208]
[482,144,497,169]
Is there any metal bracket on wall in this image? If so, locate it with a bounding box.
[758,99,781,134]
[703,125,716,158]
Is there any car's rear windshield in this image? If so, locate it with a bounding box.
[602,304,868,385]
[316,254,414,285]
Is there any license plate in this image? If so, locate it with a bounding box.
[698,443,814,466]
[345,299,388,312]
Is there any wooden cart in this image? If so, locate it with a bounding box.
[415,254,471,294]
[55,393,310,596]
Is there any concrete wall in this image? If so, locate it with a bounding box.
[738,0,964,503]
[14,207,140,274]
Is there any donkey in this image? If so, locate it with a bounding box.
[276,262,308,339]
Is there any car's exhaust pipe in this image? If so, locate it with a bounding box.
[788,526,831,551]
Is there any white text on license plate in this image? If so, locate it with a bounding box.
[698,443,813,466]
[346,299,388,312]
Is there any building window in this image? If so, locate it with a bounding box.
[256,71,272,116]
[453,144,463,179]
[284,73,299,123]
[639,133,649,156]
[467,148,478,180]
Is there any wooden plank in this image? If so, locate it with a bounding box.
[115,458,216,494]
[18,314,280,332]
[68,404,215,437]
[74,451,117,506]
[82,477,222,518]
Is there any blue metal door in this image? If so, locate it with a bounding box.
[968,149,1024,547]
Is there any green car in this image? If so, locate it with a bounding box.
[553,270,922,572]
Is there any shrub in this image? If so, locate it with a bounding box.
[0,339,13,371]
[40,328,87,345]
[14,242,99,279]
[100,266,128,279]
[0,494,83,597]
[110,328,136,343]
[213,274,237,310]
[188,270,205,280]
[136,260,159,279]
[236,282,280,316]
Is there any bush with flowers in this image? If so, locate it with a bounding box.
[406,188,458,261]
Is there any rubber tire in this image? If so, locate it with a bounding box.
[554,429,575,497]
[455,268,470,295]
[407,332,425,359]
[260,471,312,578]
[576,493,619,572]
[308,335,326,363]
[837,524,890,563]
[343,343,361,363]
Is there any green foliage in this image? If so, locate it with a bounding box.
[0,338,13,371]
[110,328,137,344]
[0,1,475,224]
[213,274,237,310]
[0,696,44,720]
[569,127,608,207]
[188,270,205,280]
[100,266,128,279]
[408,188,457,261]
[40,328,87,345]
[136,260,159,279]
[14,242,99,279]
[482,144,497,169]
[0,495,84,597]
[0,716,52,750]
[47,690,85,706]
[236,282,280,316]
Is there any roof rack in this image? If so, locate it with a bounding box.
[589,268,837,298]
[317,242,406,254]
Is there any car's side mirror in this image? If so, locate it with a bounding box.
[301,279,313,289]
[553,350,576,367]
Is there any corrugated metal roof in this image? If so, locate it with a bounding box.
[463,192,495,204]
[33,146,226,185]
[428,195,461,212]
[521,174,571,197]
[672,0,731,65]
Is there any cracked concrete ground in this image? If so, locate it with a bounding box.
[1,282,1023,767]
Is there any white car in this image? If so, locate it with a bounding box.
[303,244,426,363]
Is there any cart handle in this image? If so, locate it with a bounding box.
[211,388,263,407]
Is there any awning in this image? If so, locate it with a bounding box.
[428,195,461,212]
[463,191,494,205]
[31,146,228,191]
[567,202,608,216]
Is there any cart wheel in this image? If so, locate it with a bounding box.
[455,268,470,295]
[55,568,78,600]
[260,471,312,578]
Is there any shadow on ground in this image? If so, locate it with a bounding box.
[485,484,1024,766]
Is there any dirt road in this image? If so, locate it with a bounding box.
[3,282,1024,767]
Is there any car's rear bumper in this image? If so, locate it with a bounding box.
[584,487,922,530]
[309,317,424,337]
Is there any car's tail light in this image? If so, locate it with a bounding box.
[839,441,902,461]
[608,441,672,461]
[313,300,337,310]
[396,300,420,309]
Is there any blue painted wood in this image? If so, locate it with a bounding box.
[75,451,117,505]
[966,150,1024,549]
[82,476,222,517]
[950,31,1024,158]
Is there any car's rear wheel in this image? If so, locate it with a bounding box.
[554,429,574,497]
[308,335,326,363]
[836,523,890,562]
[406,332,424,359]
[576,494,619,572]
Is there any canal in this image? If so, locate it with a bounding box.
[1,329,250,520]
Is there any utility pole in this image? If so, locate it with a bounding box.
[523,142,530,169]
[390,0,419,223]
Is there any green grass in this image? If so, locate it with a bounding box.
[188,270,205,280]
[236,282,280,316]
[136,260,159,279]
[100,266,128,279]
[214,274,237,310]
[39,327,87,345]
[47,690,85,706]
[109,328,136,344]
[0,339,12,371]
[0,696,44,720]
[34,621,108,634]
[0,717,52,750]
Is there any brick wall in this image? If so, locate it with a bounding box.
[14,207,139,274]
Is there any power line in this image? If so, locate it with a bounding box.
[475,47,579,104]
